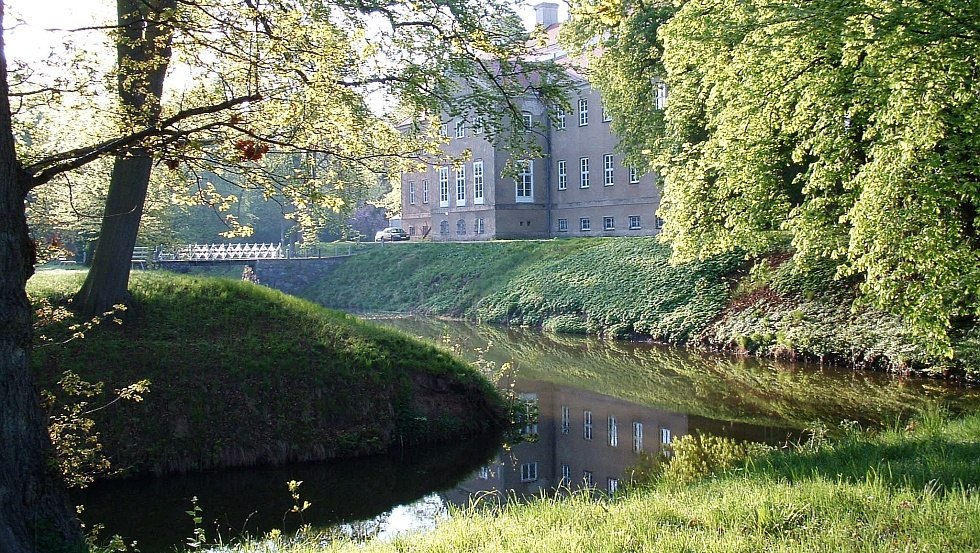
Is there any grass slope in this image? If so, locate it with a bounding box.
[30,271,505,476]
[219,411,980,553]
[303,238,976,375]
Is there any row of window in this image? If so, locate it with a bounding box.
[562,406,672,452]
[409,156,644,207]
[557,156,641,189]
[558,215,663,232]
[436,218,487,235]
[439,85,668,138]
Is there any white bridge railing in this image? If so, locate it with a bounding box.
[160,243,285,261]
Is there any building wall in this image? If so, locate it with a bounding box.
[399,84,662,241]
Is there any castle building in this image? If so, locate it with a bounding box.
[399,3,663,241]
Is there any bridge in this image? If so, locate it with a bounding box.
[153,242,357,262]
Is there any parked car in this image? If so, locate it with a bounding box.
[374,227,410,242]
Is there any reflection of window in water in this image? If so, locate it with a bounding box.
[632,422,644,452]
[583,410,593,440]
[517,393,539,437]
[561,464,571,486]
[521,462,538,482]
[561,405,570,435]
[661,427,673,457]
[583,470,594,487]
[607,478,619,495]
[478,466,490,480]
[608,416,618,447]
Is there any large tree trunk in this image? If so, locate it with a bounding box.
[74,155,153,315]
[0,4,85,551]
[75,0,175,316]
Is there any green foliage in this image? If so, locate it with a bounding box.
[564,0,980,357]
[28,271,505,476]
[659,433,773,485]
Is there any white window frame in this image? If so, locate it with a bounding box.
[656,216,665,229]
[408,181,416,205]
[629,166,640,184]
[422,179,429,203]
[603,216,615,231]
[521,462,538,482]
[579,157,590,188]
[557,160,567,190]
[561,464,571,486]
[474,218,485,235]
[607,478,619,495]
[603,154,615,186]
[608,415,618,447]
[583,410,593,440]
[556,108,566,129]
[439,167,450,207]
[516,160,534,203]
[440,122,450,138]
[456,165,466,206]
[578,98,589,126]
[561,405,570,434]
[656,82,669,110]
[661,427,672,445]
[557,218,568,232]
[583,470,594,487]
[473,161,485,204]
[522,111,532,132]
[580,217,591,232]
[629,215,641,230]
[602,106,612,122]
[633,422,644,452]
[455,119,465,139]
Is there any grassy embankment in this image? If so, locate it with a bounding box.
[304,238,978,376]
[29,270,506,476]
[208,409,980,552]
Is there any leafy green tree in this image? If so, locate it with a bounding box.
[0,1,566,551]
[566,0,980,354]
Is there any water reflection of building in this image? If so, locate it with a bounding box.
[443,380,689,505]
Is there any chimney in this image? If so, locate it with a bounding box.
[533,2,559,27]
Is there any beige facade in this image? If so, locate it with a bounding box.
[399,7,662,241]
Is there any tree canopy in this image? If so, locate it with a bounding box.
[565,0,980,355]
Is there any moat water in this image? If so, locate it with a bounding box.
[76,318,980,552]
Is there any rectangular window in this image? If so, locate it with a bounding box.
[408,226,415,236]
[456,166,466,206]
[557,160,567,190]
[629,215,641,230]
[579,157,590,188]
[439,167,450,207]
[474,218,485,234]
[583,410,593,440]
[661,427,672,445]
[583,470,594,487]
[422,180,429,203]
[519,392,538,436]
[473,161,485,204]
[521,462,538,482]
[439,220,449,235]
[516,160,533,203]
[561,405,570,434]
[656,216,665,229]
[408,181,416,205]
[557,218,568,232]
[603,216,615,231]
[478,466,489,480]
[629,166,640,184]
[455,119,465,139]
[522,112,532,132]
[561,464,571,486]
[456,218,466,235]
[603,154,614,186]
[556,108,566,130]
[578,98,589,126]
[607,478,619,495]
[632,422,643,452]
[608,415,618,447]
[602,106,612,122]
[580,217,591,232]
[656,82,669,110]
[440,122,450,138]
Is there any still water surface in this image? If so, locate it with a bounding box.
[77,318,980,551]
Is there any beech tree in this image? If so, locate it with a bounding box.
[0,0,565,550]
[565,0,980,355]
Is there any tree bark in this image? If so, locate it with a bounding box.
[75,0,175,316]
[0,3,85,551]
